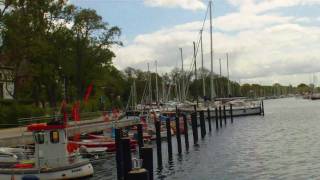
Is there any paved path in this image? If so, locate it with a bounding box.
[0,116,140,147]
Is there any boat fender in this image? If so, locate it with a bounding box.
[22,175,39,180]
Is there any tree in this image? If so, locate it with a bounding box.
[72,8,122,100]
[297,83,310,94]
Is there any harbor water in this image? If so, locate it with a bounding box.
[88,98,320,179]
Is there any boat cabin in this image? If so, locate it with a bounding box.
[27,123,70,169]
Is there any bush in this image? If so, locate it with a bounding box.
[0,102,47,128]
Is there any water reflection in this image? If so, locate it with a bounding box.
[88,98,320,180]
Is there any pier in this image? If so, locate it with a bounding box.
[0,115,140,147]
[0,102,264,147]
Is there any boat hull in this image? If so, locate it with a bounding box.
[0,161,93,180]
[70,139,137,152]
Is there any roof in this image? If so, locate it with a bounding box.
[27,123,66,131]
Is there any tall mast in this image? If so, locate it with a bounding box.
[133,78,137,110]
[147,63,152,105]
[155,60,159,105]
[226,53,231,97]
[209,0,215,100]
[193,41,198,106]
[162,79,165,103]
[200,30,206,98]
[219,58,222,97]
[219,58,222,77]
[180,48,185,102]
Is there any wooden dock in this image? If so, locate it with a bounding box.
[0,116,140,147]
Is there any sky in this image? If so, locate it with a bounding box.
[70,0,320,86]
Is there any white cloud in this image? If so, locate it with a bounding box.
[144,0,206,11]
[112,0,320,85]
[226,0,320,14]
[114,10,320,85]
[295,17,311,23]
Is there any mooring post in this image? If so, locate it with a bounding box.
[182,114,189,151]
[121,137,132,180]
[215,107,219,129]
[191,112,198,145]
[223,105,227,125]
[219,106,223,128]
[230,104,234,124]
[137,124,144,158]
[262,100,265,116]
[165,117,173,159]
[127,168,149,180]
[141,146,153,180]
[115,128,123,180]
[155,119,162,168]
[199,111,206,138]
[207,108,212,132]
[175,113,182,154]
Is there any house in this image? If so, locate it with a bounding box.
[0,66,14,99]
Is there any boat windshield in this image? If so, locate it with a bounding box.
[34,132,45,144]
[50,130,59,143]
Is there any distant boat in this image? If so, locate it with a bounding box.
[70,138,137,153]
[0,151,18,168]
[310,93,320,100]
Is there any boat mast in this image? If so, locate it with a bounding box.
[193,41,198,106]
[133,78,137,110]
[147,63,152,105]
[226,53,231,97]
[200,29,206,98]
[180,48,185,102]
[209,0,216,100]
[219,58,222,97]
[162,77,165,103]
[155,60,159,105]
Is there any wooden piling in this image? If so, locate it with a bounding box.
[215,107,219,129]
[207,108,212,132]
[199,111,206,138]
[137,124,144,158]
[261,100,265,116]
[230,104,234,123]
[154,119,162,168]
[191,112,198,145]
[165,117,173,159]
[219,106,223,128]
[141,146,153,180]
[127,168,149,180]
[223,105,227,125]
[182,114,189,151]
[175,114,182,154]
[121,137,132,180]
[115,128,123,180]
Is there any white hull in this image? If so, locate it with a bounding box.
[0,162,93,180]
[208,106,262,117]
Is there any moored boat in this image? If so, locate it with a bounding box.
[70,138,137,152]
[0,123,94,180]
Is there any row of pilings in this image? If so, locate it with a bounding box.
[115,100,265,180]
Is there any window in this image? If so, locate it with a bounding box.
[50,131,59,143]
[34,132,45,144]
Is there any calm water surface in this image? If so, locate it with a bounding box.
[88,98,320,179]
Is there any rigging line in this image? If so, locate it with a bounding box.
[184,1,210,79]
[184,1,213,98]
